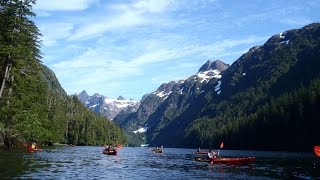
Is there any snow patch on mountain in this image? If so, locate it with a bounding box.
[279,32,285,39]
[104,98,139,108]
[89,104,98,108]
[196,69,221,83]
[215,80,222,95]
[280,40,290,45]
[154,91,172,98]
[133,127,147,134]
[175,79,185,84]
[179,87,184,94]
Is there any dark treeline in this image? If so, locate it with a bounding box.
[0,0,126,148]
[182,23,320,151]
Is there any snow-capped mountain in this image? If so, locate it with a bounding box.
[151,60,229,100]
[77,91,140,120]
[114,60,230,134]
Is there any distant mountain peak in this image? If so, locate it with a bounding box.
[117,96,125,100]
[79,90,88,94]
[93,93,103,97]
[198,60,230,73]
[78,90,90,104]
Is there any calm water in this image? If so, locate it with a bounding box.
[0,146,319,179]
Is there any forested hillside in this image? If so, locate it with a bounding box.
[0,0,125,148]
[183,23,320,151]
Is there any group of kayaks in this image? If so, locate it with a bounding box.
[26,142,320,160]
[101,145,320,160]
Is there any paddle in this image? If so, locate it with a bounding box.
[220,142,224,149]
[218,142,224,156]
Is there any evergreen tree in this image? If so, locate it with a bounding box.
[0,1,127,147]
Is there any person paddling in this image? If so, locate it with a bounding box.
[207,149,218,159]
[28,142,39,152]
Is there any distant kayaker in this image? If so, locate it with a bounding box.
[31,142,37,150]
[28,142,41,152]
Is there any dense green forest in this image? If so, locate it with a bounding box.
[185,78,320,151]
[0,0,126,148]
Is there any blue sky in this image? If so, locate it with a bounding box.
[33,0,320,100]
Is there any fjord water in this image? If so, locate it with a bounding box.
[1,147,319,179]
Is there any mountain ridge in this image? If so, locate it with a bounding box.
[77,91,140,120]
[113,60,230,146]
[115,23,320,150]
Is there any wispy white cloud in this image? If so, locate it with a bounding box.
[39,23,74,46]
[37,0,319,99]
[118,0,174,13]
[35,0,99,11]
[68,11,149,41]
[68,0,175,41]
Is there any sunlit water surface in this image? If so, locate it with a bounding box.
[1,146,319,179]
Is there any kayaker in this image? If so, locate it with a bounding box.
[197,147,201,152]
[207,149,218,159]
[31,142,37,150]
[212,151,218,158]
[207,149,213,158]
[104,145,110,152]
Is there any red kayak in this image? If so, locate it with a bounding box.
[195,156,256,165]
[314,146,320,157]
[28,147,43,153]
[210,157,256,165]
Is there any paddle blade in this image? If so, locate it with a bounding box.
[220,142,224,149]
